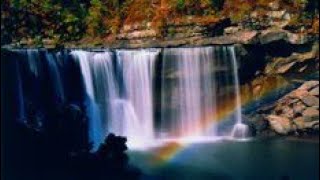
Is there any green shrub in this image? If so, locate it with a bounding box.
[176,0,186,12]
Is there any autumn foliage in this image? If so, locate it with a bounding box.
[1,0,318,46]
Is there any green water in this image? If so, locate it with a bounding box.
[129,139,319,180]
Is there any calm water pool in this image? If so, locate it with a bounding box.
[128,139,319,180]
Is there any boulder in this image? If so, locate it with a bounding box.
[293,117,306,129]
[288,98,300,105]
[293,102,307,115]
[301,95,319,107]
[302,108,320,122]
[247,114,269,132]
[294,117,319,130]
[194,30,259,45]
[265,48,318,75]
[248,81,319,136]
[259,30,288,44]
[267,115,292,135]
[276,61,297,74]
[306,121,320,130]
[309,87,319,96]
[298,81,319,91]
[236,31,259,44]
[280,106,295,119]
[287,33,310,45]
[224,26,242,35]
[288,89,309,100]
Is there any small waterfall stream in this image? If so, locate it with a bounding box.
[229,47,249,138]
[3,46,248,149]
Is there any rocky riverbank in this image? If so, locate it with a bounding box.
[246,81,319,138]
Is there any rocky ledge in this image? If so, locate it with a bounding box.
[248,81,319,137]
[6,29,317,49]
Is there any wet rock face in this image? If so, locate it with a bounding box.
[249,81,319,136]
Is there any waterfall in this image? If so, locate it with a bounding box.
[116,50,159,146]
[71,51,103,150]
[3,46,248,149]
[8,49,71,129]
[229,47,242,124]
[229,47,249,139]
[91,52,119,139]
[72,49,159,148]
[45,52,65,105]
[15,55,26,123]
[161,47,218,138]
[160,46,247,139]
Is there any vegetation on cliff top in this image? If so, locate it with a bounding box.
[1,0,319,46]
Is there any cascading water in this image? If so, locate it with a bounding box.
[15,53,26,123]
[71,51,103,150]
[3,46,248,149]
[160,46,248,140]
[45,52,66,105]
[229,47,249,139]
[91,52,119,141]
[116,50,159,146]
[71,49,159,148]
[160,47,217,138]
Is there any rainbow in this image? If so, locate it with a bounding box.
[131,75,290,166]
